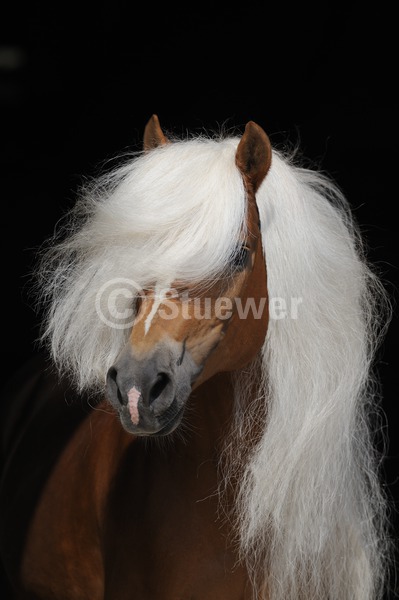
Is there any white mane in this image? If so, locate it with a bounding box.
[232,154,392,599]
[35,131,392,599]
[36,136,246,390]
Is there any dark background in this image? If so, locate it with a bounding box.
[1,1,397,597]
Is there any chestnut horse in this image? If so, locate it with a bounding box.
[0,116,392,599]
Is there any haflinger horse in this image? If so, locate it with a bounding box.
[0,115,392,599]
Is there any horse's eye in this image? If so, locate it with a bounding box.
[231,246,250,270]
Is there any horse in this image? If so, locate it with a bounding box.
[0,115,393,599]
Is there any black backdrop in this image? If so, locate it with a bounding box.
[1,1,397,598]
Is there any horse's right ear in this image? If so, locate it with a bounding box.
[143,114,170,151]
[235,121,272,193]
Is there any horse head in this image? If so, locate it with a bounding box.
[106,116,271,435]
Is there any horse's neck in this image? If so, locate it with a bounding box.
[20,369,260,595]
[186,371,238,455]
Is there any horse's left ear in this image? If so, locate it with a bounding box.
[143,114,170,151]
[235,121,272,192]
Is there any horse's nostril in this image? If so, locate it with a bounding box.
[108,366,117,382]
[149,373,170,405]
[107,366,126,406]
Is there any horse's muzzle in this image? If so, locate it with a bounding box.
[106,340,200,435]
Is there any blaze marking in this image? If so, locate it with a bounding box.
[144,283,171,335]
[127,386,141,424]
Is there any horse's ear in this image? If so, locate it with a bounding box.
[235,121,272,192]
[143,114,170,151]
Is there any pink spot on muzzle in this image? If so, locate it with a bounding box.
[127,386,141,425]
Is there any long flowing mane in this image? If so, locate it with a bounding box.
[229,153,392,598]
[35,131,392,599]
